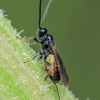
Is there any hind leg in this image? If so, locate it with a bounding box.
[41,74,49,95]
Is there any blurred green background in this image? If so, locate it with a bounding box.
[0,0,100,100]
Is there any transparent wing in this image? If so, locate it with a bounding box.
[50,44,69,87]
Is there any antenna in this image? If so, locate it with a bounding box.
[39,0,42,28]
[38,0,53,31]
[40,0,53,27]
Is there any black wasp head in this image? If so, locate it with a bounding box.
[38,27,47,37]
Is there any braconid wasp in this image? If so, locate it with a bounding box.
[20,0,69,100]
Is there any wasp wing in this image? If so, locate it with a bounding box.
[50,44,69,87]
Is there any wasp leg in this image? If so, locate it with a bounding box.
[24,37,34,42]
[54,83,60,100]
[44,61,51,67]
[23,37,40,43]
[24,52,40,64]
[33,38,40,43]
[16,36,34,41]
[41,74,49,95]
[39,55,42,60]
[58,81,63,85]
[16,36,33,41]
[39,52,44,60]
[16,36,40,44]
[44,73,49,81]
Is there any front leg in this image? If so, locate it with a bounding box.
[23,37,40,44]
[16,36,40,44]
[34,38,40,43]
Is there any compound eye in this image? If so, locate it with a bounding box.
[40,29,45,33]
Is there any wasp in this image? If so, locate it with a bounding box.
[23,0,69,100]
[24,27,69,100]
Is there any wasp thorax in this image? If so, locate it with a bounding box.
[38,28,47,37]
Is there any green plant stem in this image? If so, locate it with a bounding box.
[0,10,78,100]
